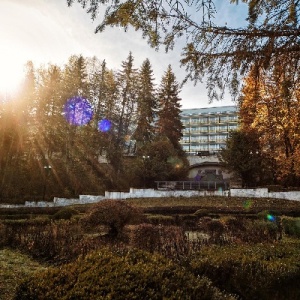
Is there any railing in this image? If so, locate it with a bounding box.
[155,180,229,191]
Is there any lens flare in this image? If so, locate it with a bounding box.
[98,119,112,132]
[243,200,252,210]
[64,96,93,126]
[267,214,276,222]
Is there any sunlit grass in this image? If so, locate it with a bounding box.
[0,249,47,300]
[126,196,300,210]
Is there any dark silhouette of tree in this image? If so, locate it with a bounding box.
[157,65,183,150]
[115,52,138,145]
[133,58,157,146]
[219,130,268,187]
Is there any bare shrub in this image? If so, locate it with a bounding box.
[130,224,188,259]
[81,200,142,239]
[130,223,160,252]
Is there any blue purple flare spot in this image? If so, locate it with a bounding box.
[64,96,93,126]
[98,119,112,132]
[267,214,276,222]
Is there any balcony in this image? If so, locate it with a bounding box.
[155,180,230,191]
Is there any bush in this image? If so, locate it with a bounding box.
[189,242,300,300]
[130,223,161,252]
[197,217,226,244]
[223,217,279,243]
[81,200,142,238]
[15,248,237,300]
[0,219,99,263]
[52,207,79,220]
[282,217,300,238]
[130,224,188,258]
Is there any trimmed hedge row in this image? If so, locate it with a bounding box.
[15,248,236,300]
[189,241,300,300]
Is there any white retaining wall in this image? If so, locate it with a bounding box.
[0,188,299,209]
[105,188,229,199]
[230,188,269,198]
[230,188,300,201]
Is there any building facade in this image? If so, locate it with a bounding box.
[180,106,238,155]
[180,106,238,182]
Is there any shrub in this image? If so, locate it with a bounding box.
[197,217,226,244]
[15,248,237,300]
[223,217,279,243]
[0,219,97,263]
[189,242,300,300]
[130,224,188,258]
[282,217,300,238]
[52,207,79,220]
[130,223,160,252]
[81,200,142,238]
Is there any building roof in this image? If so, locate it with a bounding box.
[180,105,237,116]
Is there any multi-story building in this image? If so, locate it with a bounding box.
[179,106,238,182]
[180,105,238,155]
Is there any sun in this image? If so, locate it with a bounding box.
[0,52,25,98]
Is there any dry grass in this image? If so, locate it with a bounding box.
[0,249,46,300]
[126,196,300,210]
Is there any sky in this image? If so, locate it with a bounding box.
[0,0,248,109]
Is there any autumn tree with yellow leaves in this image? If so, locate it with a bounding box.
[239,63,300,186]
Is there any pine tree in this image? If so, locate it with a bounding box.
[157,65,183,150]
[0,61,37,199]
[61,55,90,161]
[35,64,64,160]
[115,52,138,145]
[63,55,89,99]
[133,58,157,146]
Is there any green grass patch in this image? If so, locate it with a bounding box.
[0,248,47,300]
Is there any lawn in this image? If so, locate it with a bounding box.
[0,249,46,300]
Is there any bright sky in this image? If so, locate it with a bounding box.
[0,0,247,108]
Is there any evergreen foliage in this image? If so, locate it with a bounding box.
[133,58,157,146]
[189,242,300,300]
[0,53,187,201]
[219,130,267,187]
[15,248,236,300]
[157,65,183,150]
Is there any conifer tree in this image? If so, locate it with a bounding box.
[156,65,183,150]
[133,58,157,146]
[115,52,138,145]
[63,55,89,99]
[61,55,90,162]
[0,61,37,199]
[35,64,64,160]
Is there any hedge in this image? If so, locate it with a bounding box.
[189,241,300,300]
[15,248,236,300]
